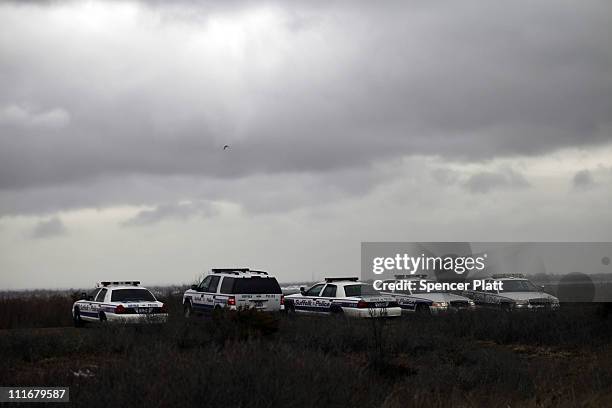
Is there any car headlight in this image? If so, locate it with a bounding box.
[431,302,448,307]
[468,300,475,306]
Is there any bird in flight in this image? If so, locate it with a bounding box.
[223,144,230,150]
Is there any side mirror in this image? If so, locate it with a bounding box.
[191,284,198,291]
[80,292,87,300]
[300,286,306,295]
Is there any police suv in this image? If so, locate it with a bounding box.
[464,274,560,311]
[284,277,402,318]
[379,275,476,315]
[72,281,168,326]
[183,268,284,316]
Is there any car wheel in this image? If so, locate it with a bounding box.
[501,303,513,312]
[416,304,430,315]
[184,302,193,319]
[286,302,296,317]
[73,308,85,328]
[331,306,344,317]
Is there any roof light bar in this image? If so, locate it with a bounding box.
[491,273,526,279]
[97,281,140,287]
[212,268,250,275]
[324,277,359,282]
[394,274,428,279]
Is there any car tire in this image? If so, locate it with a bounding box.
[331,306,344,317]
[73,308,85,328]
[286,302,296,317]
[501,303,513,312]
[416,304,430,315]
[184,302,193,319]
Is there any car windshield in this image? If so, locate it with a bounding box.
[344,284,381,297]
[412,280,446,294]
[111,289,156,302]
[498,280,539,292]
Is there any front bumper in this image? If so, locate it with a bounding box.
[106,313,169,323]
[345,307,402,318]
[514,302,560,310]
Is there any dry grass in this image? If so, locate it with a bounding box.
[0,295,611,407]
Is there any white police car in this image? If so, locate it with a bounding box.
[284,277,401,318]
[379,275,476,315]
[183,268,284,316]
[72,281,168,326]
[464,274,560,311]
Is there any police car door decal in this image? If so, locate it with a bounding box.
[295,284,325,313]
[318,284,336,313]
[194,276,212,310]
[397,296,417,311]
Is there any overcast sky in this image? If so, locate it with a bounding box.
[1,0,611,289]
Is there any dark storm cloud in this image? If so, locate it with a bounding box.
[121,200,218,226]
[0,0,611,214]
[30,216,67,239]
[573,169,595,189]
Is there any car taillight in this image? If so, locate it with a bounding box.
[227,296,236,306]
[280,295,284,305]
[115,304,126,314]
[160,303,168,313]
[357,300,368,308]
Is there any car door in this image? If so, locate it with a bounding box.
[89,288,107,320]
[295,283,325,315]
[78,288,101,321]
[193,276,212,312]
[383,280,415,312]
[204,275,221,309]
[318,284,337,314]
[483,280,500,305]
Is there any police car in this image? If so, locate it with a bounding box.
[284,277,402,318]
[379,275,476,315]
[72,281,168,326]
[464,274,560,311]
[182,268,284,316]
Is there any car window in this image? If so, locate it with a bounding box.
[89,288,101,300]
[208,276,221,293]
[498,280,539,292]
[111,289,156,302]
[220,277,235,294]
[305,284,325,297]
[232,277,282,294]
[344,284,381,297]
[321,284,337,297]
[198,276,212,292]
[95,288,107,302]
